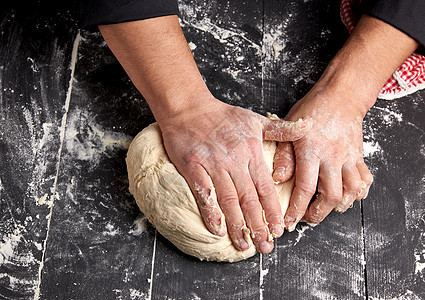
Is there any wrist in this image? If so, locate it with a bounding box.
[311,14,420,116]
[314,53,379,116]
[152,92,223,128]
[147,84,214,124]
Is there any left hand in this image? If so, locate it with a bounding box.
[272,12,420,231]
[274,85,374,231]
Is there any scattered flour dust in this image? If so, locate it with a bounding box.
[373,106,403,124]
[363,140,382,157]
[190,292,202,300]
[0,223,37,285]
[415,252,425,274]
[103,222,120,237]
[179,2,260,51]
[263,22,287,60]
[178,2,262,83]
[370,290,423,300]
[294,223,315,246]
[36,193,49,206]
[113,288,148,300]
[0,221,40,266]
[129,288,147,300]
[0,227,22,266]
[188,42,197,50]
[64,109,132,164]
[129,215,148,236]
[414,232,425,275]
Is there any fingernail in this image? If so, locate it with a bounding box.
[334,205,345,213]
[285,216,297,232]
[238,238,250,250]
[306,222,318,227]
[270,224,284,238]
[334,195,349,213]
[259,241,274,254]
[273,167,286,183]
[363,186,371,199]
[287,222,297,232]
[211,215,227,236]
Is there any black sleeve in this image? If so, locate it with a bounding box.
[361,0,425,47]
[79,0,179,30]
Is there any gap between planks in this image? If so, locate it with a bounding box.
[33,31,81,300]
[147,230,158,300]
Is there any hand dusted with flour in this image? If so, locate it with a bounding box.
[273,15,420,231]
[126,123,295,262]
[100,16,312,254]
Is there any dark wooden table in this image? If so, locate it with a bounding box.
[1,1,424,299]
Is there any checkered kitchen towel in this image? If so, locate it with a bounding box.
[341,0,425,100]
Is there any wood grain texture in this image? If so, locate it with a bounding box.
[37,31,156,299]
[0,7,77,299]
[149,0,264,298]
[0,1,424,299]
[262,0,346,116]
[261,1,365,299]
[362,96,425,299]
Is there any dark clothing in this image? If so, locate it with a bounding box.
[79,0,425,47]
[362,0,425,47]
[79,0,179,30]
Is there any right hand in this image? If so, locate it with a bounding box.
[157,97,312,253]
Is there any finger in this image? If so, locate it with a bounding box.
[272,141,295,183]
[357,161,373,200]
[261,116,313,142]
[248,155,284,239]
[334,164,364,213]
[231,168,274,254]
[186,165,226,237]
[284,155,320,232]
[303,166,343,225]
[211,170,250,251]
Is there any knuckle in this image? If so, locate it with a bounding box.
[266,212,283,225]
[218,194,239,208]
[228,222,245,233]
[202,210,220,224]
[183,152,202,167]
[364,174,374,186]
[307,214,323,224]
[245,136,262,151]
[240,194,260,211]
[255,180,276,198]
[276,146,293,159]
[185,145,214,166]
[296,183,316,199]
[306,206,325,224]
[345,180,364,195]
[251,227,268,243]
[321,191,342,206]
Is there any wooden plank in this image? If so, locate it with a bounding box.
[362,95,425,299]
[150,0,265,298]
[261,1,365,299]
[262,0,347,116]
[37,31,156,298]
[152,234,261,299]
[0,8,77,299]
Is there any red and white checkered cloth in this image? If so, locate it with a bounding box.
[340,0,425,100]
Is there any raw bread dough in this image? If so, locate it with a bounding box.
[126,123,295,262]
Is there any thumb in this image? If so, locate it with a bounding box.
[262,115,313,142]
[272,141,295,183]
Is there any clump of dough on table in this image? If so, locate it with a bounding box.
[126,123,295,262]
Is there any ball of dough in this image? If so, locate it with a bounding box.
[126,123,294,262]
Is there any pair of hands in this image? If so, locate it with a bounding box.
[158,85,373,254]
[100,14,418,255]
